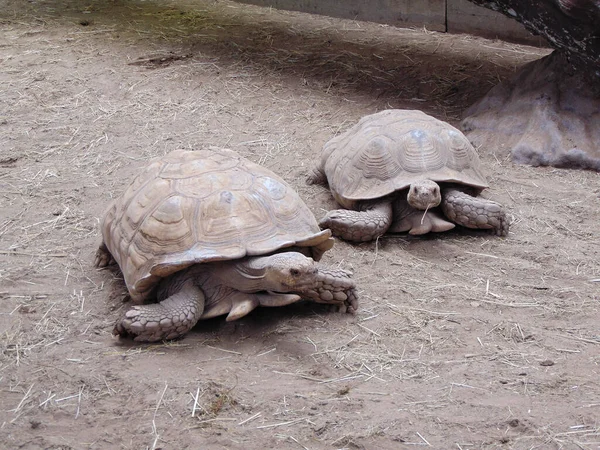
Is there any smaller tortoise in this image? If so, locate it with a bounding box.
[96,148,358,342]
[308,109,509,242]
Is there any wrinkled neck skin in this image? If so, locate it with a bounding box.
[157,260,268,299]
[212,257,270,292]
[156,252,320,299]
[156,252,357,309]
[212,251,318,293]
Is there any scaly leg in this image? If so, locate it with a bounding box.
[114,281,205,342]
[441,188,509,237]
[299,265,358,314]
[94,242,115,267]
[318,201,393,242]
[306,165,328,186]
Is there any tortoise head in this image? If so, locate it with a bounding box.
[256,252,319,293]
[407,179,442,210]
[217,252,320,293]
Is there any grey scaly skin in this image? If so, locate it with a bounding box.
[111,252,357,342]
[318,201,393,242]
[441,188,508,237]
[315,179,508,241]
[114,280,206,342]
[292,266,358,313]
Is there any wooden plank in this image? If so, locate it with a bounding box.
[234,0,547,46]
[236,0,446,31]
[447,0,544,45]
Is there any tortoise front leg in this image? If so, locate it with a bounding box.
[441,188,509,237]
[318,201,393,242]
[299,265,358,314]
[114,281,205,342]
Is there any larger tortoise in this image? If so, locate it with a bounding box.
[308,109,509,242]
[96,148,358,342]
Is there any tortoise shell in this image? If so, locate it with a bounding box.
[318,109,489,209]
[100,148,333,302]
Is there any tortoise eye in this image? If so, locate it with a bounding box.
[290,268,300,277]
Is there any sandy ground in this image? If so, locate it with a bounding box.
[1,0,599,449]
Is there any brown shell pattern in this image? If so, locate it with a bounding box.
[101,148,332,302]
[319,109,489,208]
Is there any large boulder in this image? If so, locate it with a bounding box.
[462,0,600,170]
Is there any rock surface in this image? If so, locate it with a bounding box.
[467,0,600,70]
[464,0,600,170]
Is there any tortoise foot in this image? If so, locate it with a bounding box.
[114,305,196,342]
[114,282,205,342]
[318,202,393,242]
[301,266,359,313]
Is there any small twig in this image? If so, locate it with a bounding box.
[319,374,364,384]
[206,345,242,355]
[371,235,380,265]
[476,298,539,308]
[416,432,431,446]
[451,382,486,390]
[238,412,261,425]
[12,384,34,413]
[288,435,310,450]
[256,418,306,429]
[55,393,80,403]
[256,347,277,357]
[75,385,84,419]
[305,337,318,352]
[151,383,168,450]
[357,323,381,337]
[193,417,237,425]
[273,371,324,382]
[464,251,500,259]
[0,249,68,257]
[559,334,600,345]
[191,387,200,418]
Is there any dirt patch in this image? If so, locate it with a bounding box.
[1,0,599,449]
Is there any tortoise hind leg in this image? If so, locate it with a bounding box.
[318,201,393,242]
[94,242,115,268]
[226,292,301,321]
[114,281,205,342]
[441,188,509,237]
[226,294,260,322]
[306,166,328,186]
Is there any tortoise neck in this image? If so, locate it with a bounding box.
[213,256,270,292]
